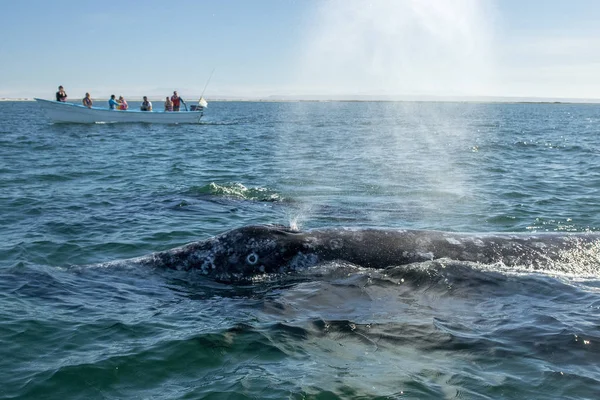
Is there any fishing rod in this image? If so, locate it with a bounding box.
[200,68,215,99]
[197,68,215,108]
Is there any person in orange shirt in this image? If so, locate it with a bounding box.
[118,96,128,110]
[171,91,184,111]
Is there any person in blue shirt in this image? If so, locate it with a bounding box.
[108,94,119,110]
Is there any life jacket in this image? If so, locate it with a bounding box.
[171,95,180,107]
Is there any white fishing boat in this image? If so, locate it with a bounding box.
[34,98,206,124]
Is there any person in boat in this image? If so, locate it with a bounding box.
[140,96,152,111]
[164,96,173,111]
[118,96,128,110]
[171,91,185,111]
[56,86,67,102]
[82,93,93,108]
[108,94,120,110]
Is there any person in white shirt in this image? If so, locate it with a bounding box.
[140,96,152,111]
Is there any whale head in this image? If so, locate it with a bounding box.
[154,225,321,282]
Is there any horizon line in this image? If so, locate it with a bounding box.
[4,94,600,104]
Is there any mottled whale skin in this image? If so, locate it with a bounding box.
[113,225,600,283]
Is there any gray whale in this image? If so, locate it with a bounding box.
[107,225,600,283]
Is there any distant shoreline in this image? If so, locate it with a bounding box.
[3,97,600,104]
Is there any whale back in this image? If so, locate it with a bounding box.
[125,226,600,282]
[147,225,315,281]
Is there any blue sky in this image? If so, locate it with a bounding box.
[1,0,600,99]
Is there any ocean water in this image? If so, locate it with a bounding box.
[1,100,600,399]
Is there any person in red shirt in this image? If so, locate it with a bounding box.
[171,91,184,111]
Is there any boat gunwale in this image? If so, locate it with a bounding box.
[34,98,204,114]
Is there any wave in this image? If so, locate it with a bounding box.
[186,182,284,202]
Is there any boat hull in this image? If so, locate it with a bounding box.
[35,98,204,124]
